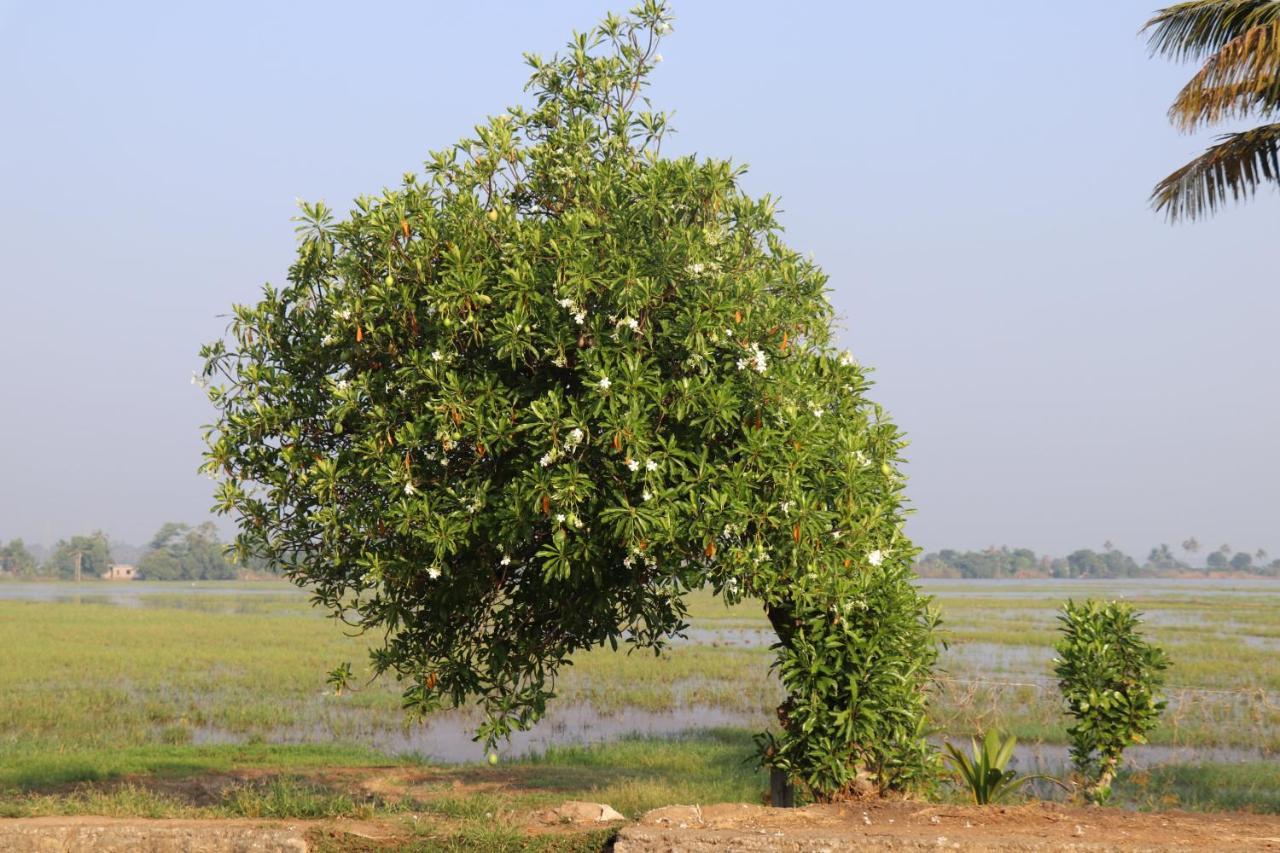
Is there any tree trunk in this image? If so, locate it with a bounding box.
[769,768,795,808]
[765,602,797,807]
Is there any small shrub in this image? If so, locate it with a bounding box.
[942,730,1061,805]
[1053,599,1169,802]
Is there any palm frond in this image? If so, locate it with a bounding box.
[1144,0,1280,62]
[1152,122,1280,219]
[1170,18,1280,129]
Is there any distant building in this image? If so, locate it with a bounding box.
[102,563,138,580]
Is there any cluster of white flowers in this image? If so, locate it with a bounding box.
[686,262,705,277]
[811,404,825,419]
[500,555,511,566]
[642,489,652,501]
[404,482,417,496]
[831,529,843,541]
[565,427,584,449]
[540,449,559,468]
[597,376,611,391]
[626,458,639,472]
[617,316,640,332]
[779,500,792,516]
[321,333,336,346]
[852,449,870,468]
[336,308,352,321]
[431,350,444,362]
[736,342,768,374]
[557,297,587,326]
[333,378,350,391]
[839,350,855,367]
[867,549,885,567]
[725,578,740,595]
[552,353,568,368]
[426,566,441,580]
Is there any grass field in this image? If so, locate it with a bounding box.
[1,577,1277,830]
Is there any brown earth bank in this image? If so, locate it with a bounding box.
[3,799,1280,851]
[617,801,1280,851]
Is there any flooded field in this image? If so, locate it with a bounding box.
[1,578,1277,780]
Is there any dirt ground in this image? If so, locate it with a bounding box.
[617,800,1280,851]
[4,767,1280,851]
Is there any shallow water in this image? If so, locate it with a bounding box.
[189,703,766,763]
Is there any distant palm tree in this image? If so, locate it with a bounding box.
[1145,1,1280,220]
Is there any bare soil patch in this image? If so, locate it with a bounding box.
[619,800,1280,851]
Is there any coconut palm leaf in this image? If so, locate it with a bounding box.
[1169,18,1280,129]
[1151,122,1280,219]
[1144,0,1280,62]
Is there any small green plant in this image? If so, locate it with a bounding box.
[1054,599,1169,803]
[942,730,1057,805]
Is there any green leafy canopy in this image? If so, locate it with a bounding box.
[200,1,937,797]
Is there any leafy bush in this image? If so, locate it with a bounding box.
[199,1,937,800]
[1053,599,1169,802]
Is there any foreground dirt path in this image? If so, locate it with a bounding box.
[0,816,311,852]
[617,801,1280,852]
[5,802,1280,852]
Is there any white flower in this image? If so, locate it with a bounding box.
[626,458,640,472]
[557,297,575,308]
[574,312,586,325]
[686,262,705,276]
[500,556,511,566]
[839,350,854,367]
[853,450,870,467]
[749,342,768,374]
[404,482,416,496]
[555,513,566,524]
[726,578,739,594]
[736,358,748,371]
[623,555,635,568]
[832,530,843,541]
[645,458,658,472]
[811,406,824,419]
[566,427,584,447]
[653,53,663,62]
[642,489,652,502]
[431,350,443,361]
[336,308,352,320]
[598,376,611,390]
[427,566,441,579]
[779,500,792,516]
[867,550,884,567]
[334,379,350,391]
[540,451,556,468]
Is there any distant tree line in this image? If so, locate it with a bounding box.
[917,540,1280,579]
[0,523,268,580]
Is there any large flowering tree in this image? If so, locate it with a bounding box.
[201,1,939,799]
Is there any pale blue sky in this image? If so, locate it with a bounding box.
[1,1,1276,557]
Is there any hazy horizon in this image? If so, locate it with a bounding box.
[2,1,1277,558]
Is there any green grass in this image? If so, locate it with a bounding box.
[1,579,1278,820]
